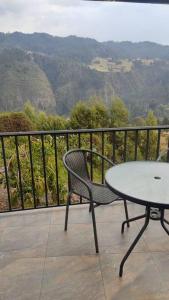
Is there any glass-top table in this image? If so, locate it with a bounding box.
[105,161,169,277]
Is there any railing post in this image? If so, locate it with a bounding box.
[41,135,48,207]
[101,132,104,184]
[1,137,11,211]
[124,131,127,162]
[156,129,161,160]
[112,131,116,163]
[15,136,24,210]
[28,136,36,208]
[145,130,150,160]
[54,134,60,206]
[167,137,169,162]
[90,133,93,181]
[134,130,138,161]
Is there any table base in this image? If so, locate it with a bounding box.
[119,206,169,277]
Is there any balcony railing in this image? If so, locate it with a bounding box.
[0,125,169,213]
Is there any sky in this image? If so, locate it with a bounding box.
[0,0,169,45]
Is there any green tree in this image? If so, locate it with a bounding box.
[133,116,146,127]
[24,101,68,131]
[24,101,37,126]
[47,115,68,130]
[161,117,169,125]
[37,113,68,131]
[145,110,158,126]
[70,101,93,129]
[141,111,158,160]
[90,98,109,128]
[70,98,109,129]
[110,97,129,128]
[108,97,129,162]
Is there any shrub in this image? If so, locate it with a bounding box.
[0,112,34,132]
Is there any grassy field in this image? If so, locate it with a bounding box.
[89,57,155,73]
[89,57,133,73]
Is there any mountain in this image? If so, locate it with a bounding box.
[0,48,55,112]
[1,32,169,116]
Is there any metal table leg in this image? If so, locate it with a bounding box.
[121,214,146,234]
[119,207,150,277]
[163,218,169,226]
[161,209,169,235]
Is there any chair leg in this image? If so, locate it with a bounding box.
[64,192,71,231]
[89,202,92,213]
[123,200,130,228]
[90,202,99,253]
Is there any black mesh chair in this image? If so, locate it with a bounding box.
[63,149,129,253]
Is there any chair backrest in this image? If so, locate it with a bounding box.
[63,149,90,197]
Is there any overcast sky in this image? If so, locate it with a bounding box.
[0,0,169,45]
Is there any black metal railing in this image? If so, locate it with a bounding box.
[0,125,169,213]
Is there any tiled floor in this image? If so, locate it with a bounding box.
[0,202,169,299]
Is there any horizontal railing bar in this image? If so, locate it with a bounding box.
[0,125,169,137]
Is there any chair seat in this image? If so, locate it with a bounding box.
[91,183,119,205]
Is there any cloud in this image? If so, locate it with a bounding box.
[48,0,84,7]
[0,0,29,15]
[0,0,169,45]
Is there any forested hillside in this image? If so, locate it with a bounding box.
[1,32,169,119]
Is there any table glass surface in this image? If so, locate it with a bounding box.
[105,161,169,208]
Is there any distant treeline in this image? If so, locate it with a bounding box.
[0,96,158,133]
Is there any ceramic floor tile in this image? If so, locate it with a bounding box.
[47,223,95,257]
[0,257,44,300]
[0,204,169,299]
[99,252,166,300]
[40,256,105,300]
[137,220,169,252]
[50,204,92,225]
[97,221,148,254]
[0,224,50,255]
